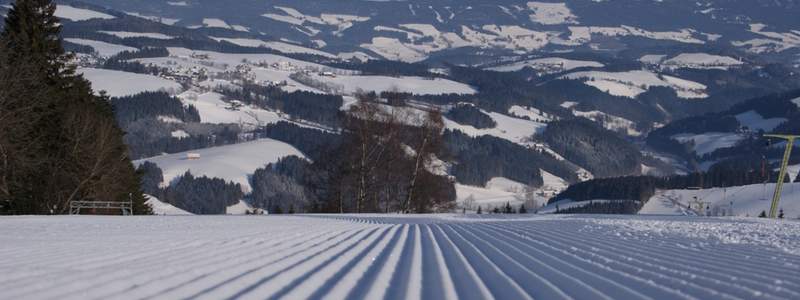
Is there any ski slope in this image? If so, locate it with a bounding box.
[1,214,799,300]
[641,182,800,218]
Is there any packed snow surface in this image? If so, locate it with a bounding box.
[1,214,799,300]
[78,68,183,97]
[135,138,304,192]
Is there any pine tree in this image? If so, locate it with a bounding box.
[476,206,482,214]
[758,210,767,218]
[519,204,527,214]
[0,0,149,214]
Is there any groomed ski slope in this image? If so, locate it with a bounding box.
[1,215,799,300]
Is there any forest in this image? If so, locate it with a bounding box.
[0,1,149,214]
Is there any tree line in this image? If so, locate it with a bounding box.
[0,0,148,214]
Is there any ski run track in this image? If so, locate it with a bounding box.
[1,215,799,300]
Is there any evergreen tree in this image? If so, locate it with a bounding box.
[0,0,148,214]
[476,206,482,214]
[519,204,527,214]
[758,210,767,218]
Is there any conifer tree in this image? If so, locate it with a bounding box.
[0,0,149,214]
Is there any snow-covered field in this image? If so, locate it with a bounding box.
[671,132,745,156]
[135,138,304,192]
[63,38,138,58]
[55,5,115,21]
[562,70,708,99]
[487,57,604,73]
[78,68,183,97]
[1,214,799,300]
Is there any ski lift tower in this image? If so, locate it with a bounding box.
[764,134,800,218]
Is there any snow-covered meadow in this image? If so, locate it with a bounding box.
[1,214,798,300]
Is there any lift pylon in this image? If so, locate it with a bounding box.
[764,134,799,218]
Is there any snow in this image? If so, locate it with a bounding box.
[792,97,800,109]
[124,12,180,25]
[145,195,192,215]
[135,138,304,192]
[787,164,800,183]
[170,130,189,139]
[486,177,528,193]
[641,182,800,219]
[226,200,252,215]
[2,214,799,299]
[456,183,522,209]
[527,2,579,25]
[573,110,641,136]
[78,68,183,97]
[309,74,476,96]
[364,24,561,62]
[262,6,369,34]
[541,169,569,193]
[55,5,115,21]
[135,48,334,93]
[63,38,137,58]
[177,91,282,128]
[563,70,708,99]
[735,110,787,132]
[445,110,547,146]
[99,31,175,40]
[488,57,604,73]
[565,26,705,45]
[163,47,329,71]
[671,132,745,156]
[508,105,556,122]
[360,37,429,62]
[209,37,336,58]
[733,23,800,54]
[662,53,743,70]
[337,51,374,62]
[639,54,667,65]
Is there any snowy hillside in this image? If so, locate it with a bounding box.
[135,138,305,192]
[641,182,800,218]
[145,195,192,215]
[562,70,708,99]
[2,215,799,299]
[78,68,183,97]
